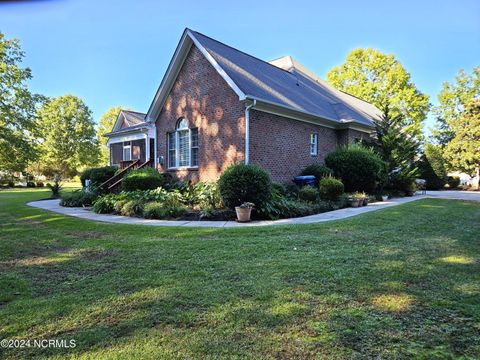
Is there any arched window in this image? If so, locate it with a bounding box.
[168,118,199,168]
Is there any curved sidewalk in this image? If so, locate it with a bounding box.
[27,191,479,228]
[27,196,425,228]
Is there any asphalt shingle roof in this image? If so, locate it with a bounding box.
[122,110,146,126]
[191,30,382,127]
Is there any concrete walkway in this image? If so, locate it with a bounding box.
[27,191,479,228]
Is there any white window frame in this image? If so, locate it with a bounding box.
[167,119,199,169]
[123,142,132,161]
[310,133,318,156]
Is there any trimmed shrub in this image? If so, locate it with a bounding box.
[319,177,344,201]
[8,180,15,188]
[325,145,387,193]
[80,166,118,188]
[447,176,460,189]
[60,190,97,207]
[143,202,187,219]
[298,186,319,202]
[36,181,45,187]
[92,194,120,214]
[26,181,36,188]
[300,164,333,183]
[217,163,272,208]
[122,168,171,192]
[271,183,286,197]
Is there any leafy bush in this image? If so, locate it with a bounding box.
[447,176,460,189]
[217,163,272,208]
[143,202,187,219]
[80,166,118,190]
[271,183,286,197]
[417,143,447,190]
[300,164,333,183]
[119,199,144,217]
[298,186,319,202]
[8,180,14,188]
[92,194,120,214]
[122,168,171,192]
[36,181,45,187]
[325,145,387,193]
[319,177,344,201]
[175,181,221,208]
[60,190,97,207]
[47,175,62,198]
[26,181,36,188]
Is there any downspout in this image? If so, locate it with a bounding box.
[244,99,256,165]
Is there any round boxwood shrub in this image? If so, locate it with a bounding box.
[319,177,344,201]
[26,181,36,188]
[298,186,319,202]
[217,163,272,208]
[325,145,387,193]
[80,166,118,187]
[447,176,460,189]
[122,168,170,191]
[300,164,333,183]
[36,181,45,187]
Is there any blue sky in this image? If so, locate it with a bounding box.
[1,0,479,133]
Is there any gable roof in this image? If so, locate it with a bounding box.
[105,109,150,137]
[146,29,382,130]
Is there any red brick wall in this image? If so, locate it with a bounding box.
[249,110,339,183]
[337,128,372,145]
[155,45,245,182]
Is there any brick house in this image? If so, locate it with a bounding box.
[105,29,382,183]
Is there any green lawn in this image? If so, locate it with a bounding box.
[0,189,479,359]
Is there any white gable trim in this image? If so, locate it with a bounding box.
[111,111,126,132]
[145,29,245,123]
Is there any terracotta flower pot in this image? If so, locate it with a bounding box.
[235,207,252,222]
[350,199,361,208]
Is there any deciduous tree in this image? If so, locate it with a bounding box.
[37,95,99,177]
[432,65,480,146]
[327,48,430,139]
[0,32,43,173]
[97,106,122,165]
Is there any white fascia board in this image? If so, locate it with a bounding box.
[246,96,374,132]
[111,111,126,132]
[145,30,192,122]
[145,29,246,123]
[187,30,245,101]
[107,131,150,146]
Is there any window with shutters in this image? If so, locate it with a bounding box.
[167,118,199,168]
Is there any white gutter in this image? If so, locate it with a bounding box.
[244,99,256,164]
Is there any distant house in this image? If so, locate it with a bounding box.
[105,29,382,183]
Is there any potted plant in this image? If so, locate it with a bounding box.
[349,192,364,208]
[235,202,254,222]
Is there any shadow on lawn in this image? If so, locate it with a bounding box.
[0,198,479,358]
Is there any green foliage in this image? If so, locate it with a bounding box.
[119,199,144,217]
[122,168,171,192]
[298,186,319,202]
[271,183,286,197]
[36,181,44,187]
[26,181,35,188]
[325,145,387,193]
[319,177,344,201]
[361,109,419,193]
[36,95,99,177]
[80,166,118,187]
[217,163,272,208]
[60,190,97,207]
[443,99,480,175]
[327,48,429,139]
[92,194,119,214]
[418,143,447,190]
[46,175,62,198]
[174,181,221,209]
[0,32,43,173]
[300,164,333,182]
[447,176,460,189]
[432,65,480,146]
[143,202,187,219]
[97,106,122,165]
